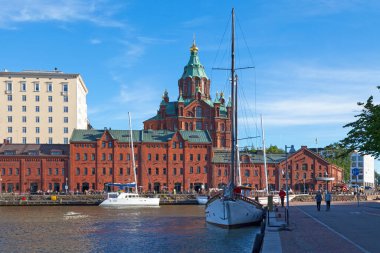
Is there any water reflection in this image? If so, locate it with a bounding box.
[0,206,259,253]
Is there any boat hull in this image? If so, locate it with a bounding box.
[99,193,160,207]
[205,195,263,228]
[196,195,209,205]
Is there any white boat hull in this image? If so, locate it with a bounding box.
[196,195,209,205]
[205,195,263,228]
[99,192,160,207]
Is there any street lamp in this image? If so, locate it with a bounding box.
[65,177,68,194]
[284,145,293,226]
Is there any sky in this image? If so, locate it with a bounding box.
[1,0,380,164]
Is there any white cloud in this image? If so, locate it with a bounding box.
[90,39,102,45]
[0,0,125,28]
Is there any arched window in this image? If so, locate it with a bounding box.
[185,122,189,130]
[195,107,202,118]
[189,123,193,130]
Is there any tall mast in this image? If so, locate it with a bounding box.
[128,112,138,194]
[261,115,269,194]
[230,8,236,193]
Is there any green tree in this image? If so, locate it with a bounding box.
[341,87,380,158]
[322,143,351,181]
[266,145,285,154]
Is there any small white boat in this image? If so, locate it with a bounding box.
[100,191,160,207]
[196,195,209,205]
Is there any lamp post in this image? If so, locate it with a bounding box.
[65,177,68,194]
[284,145,294,226]
[0,177,2,195]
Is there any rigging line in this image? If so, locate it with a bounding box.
[210,14,231,83]
[236,15,256,67]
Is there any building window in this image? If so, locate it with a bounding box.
[102,168,106,175]
[64,117,68,123]
[21,82,26,91]
[63,96,68,102]
[148,168,152,175]
[48,127,53,133]
[7,127,12,133]
[190,167,193,174]
[102,153,106,160]
[16,168,19,175]
[172,142,176,149]
[190,154,193,161]
[163,168,167,175]
[55,168,59,175]
[156,154,159,161]
[35,127,40,133]
[155,168,159,175]
[196,167,200,174]
[48,117,53,123]
[197,154,201,161]
[180,154,183,161]
[245,169,250,177]
[173,154,176,161]
[119,154,123,160]
[22,116,27,123]
[179,142,183,149]
[48,96,53,102]
[48,137,53,144]
[84,168,88,175]
[64,127,68,133]
[119,168,123,175]
[47,83,53,92]
[7,116,12,123]
[48,106,53,112]
[127,168,130,175]
[196,121,202,130]
[92,168,95,175]
[62,168,65,176]
[35,106,40,112]
[22,95,26,101]
[7,95,12,101]
[76,168,80,176]
[108,142,112,148]
[63,106,68,113]
[84,153,88,161]
[163,154,167,161]
[22,137,26,144]
[22,105,26,112]
[63,83,68,92]
[173,168,177,175]
[204,167,207,173]
[102,142,106,148]
[195,107,202,117]
[108,154,113,161]
[34,83,40,92]
[35,95,40,102]
[76,153,80,160]
[91,153,95,160]
[148,153,151,160]
[180,168,183,175]
[64,138,68,144]
[7,105,12,112]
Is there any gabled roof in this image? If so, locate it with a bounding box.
[0,144,69,156]
[212,150,286,164]
[70,129,212,144]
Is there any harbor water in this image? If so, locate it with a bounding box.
[0,205,259,253]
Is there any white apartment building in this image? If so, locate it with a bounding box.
[350,151,375,187]
[0,69,88,144]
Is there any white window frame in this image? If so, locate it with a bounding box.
[21,82,26,92]
[34,82,40,92]
[47,82,53,92]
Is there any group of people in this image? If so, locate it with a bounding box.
[315,190,332,211]
[278,188,332,211]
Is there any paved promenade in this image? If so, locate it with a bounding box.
[262,201,380,253]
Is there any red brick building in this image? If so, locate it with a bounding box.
[0,143,69,193]
[143,42,231,149]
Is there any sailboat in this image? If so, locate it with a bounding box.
[99,112,160,207]
[205,9,263,227]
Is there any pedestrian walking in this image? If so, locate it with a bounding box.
[279,188,286,207]
[315,191,322,211]
[325,191,332,211]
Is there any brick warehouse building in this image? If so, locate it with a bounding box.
[0,42,343,193]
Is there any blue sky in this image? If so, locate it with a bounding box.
[1,1,380,159]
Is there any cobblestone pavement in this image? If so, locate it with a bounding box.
[279,201,380,253]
